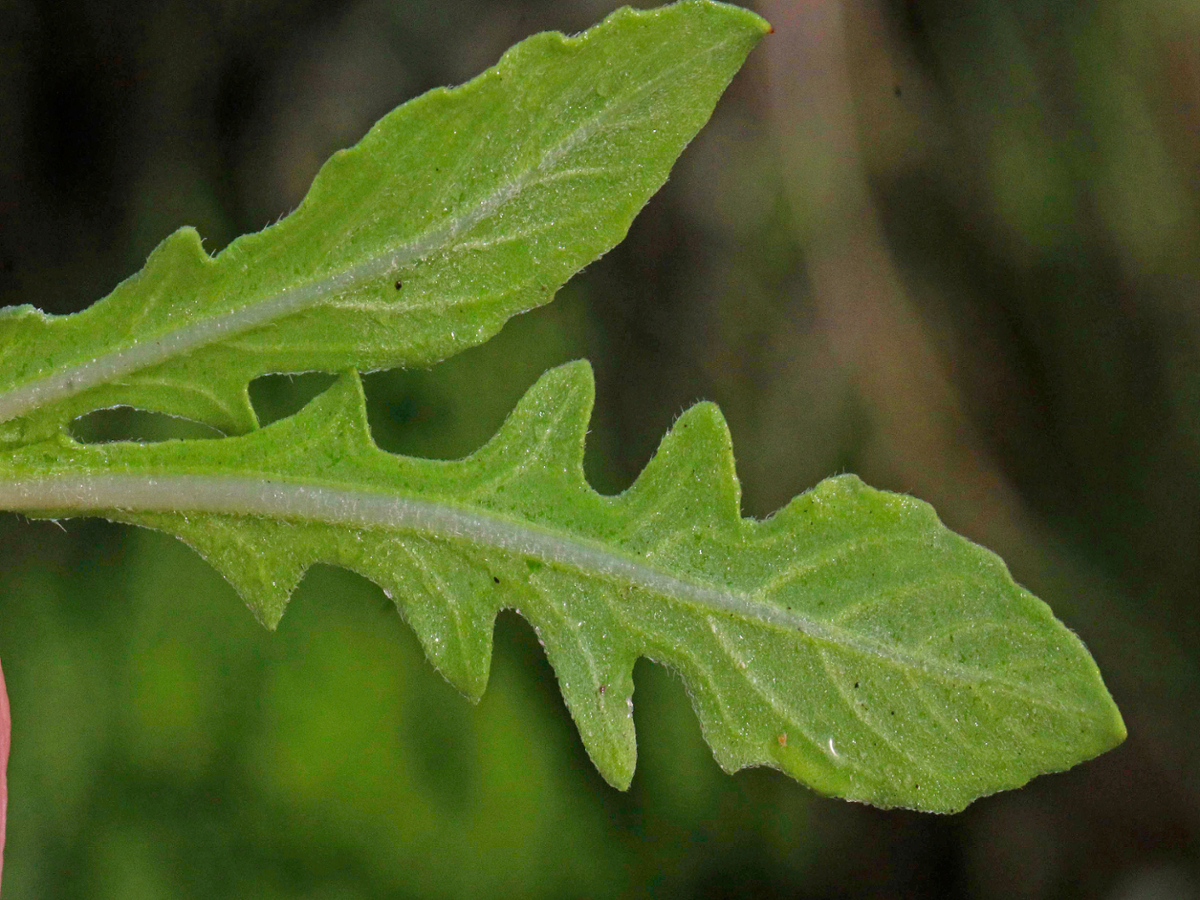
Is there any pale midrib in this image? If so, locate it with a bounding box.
[0,159,520,426]
[0,35,739,427]
[0,471,1070,705]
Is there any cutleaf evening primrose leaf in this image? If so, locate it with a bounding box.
[0,0,1123,813]
[0,1,767,444]
[0,364,1122,811]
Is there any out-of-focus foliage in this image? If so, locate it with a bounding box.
[0,0,1197,897]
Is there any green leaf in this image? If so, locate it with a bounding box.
[0,0,769,445]
[0,0,1123,813]
[0,364,1124,811]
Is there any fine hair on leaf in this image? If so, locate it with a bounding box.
[0,0,1124,815]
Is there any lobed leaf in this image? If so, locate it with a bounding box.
[0,0,1124,813]
[0,364,1124,812]
[0,1,768,445]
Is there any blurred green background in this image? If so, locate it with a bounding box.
[1,0,1198,896]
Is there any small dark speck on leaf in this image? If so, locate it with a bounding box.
[493,576,500,584]
[395,280,403,290]
[599,684,606,695]
[854,682,860,689]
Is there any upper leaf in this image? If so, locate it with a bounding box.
[0,364,1125,812]
[0,1,769,445]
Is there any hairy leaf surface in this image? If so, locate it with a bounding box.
[0,1,767,444]
[0,0,1124,813]
[0,364,1124,811]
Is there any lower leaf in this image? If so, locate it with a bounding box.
[0,363,1125,811]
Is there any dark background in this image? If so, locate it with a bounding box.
[1,0,1198,896]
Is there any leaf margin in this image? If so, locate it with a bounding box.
[0,362,1127,811]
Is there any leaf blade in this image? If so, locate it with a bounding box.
[0,364,1126,811]
[0,0,770,443]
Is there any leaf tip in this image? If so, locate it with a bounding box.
[551,358,596,390]
[678,0,773,39]
[247,597,288,632]
[1096,690,1128,750]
